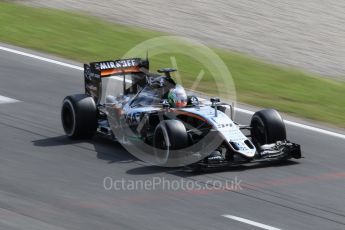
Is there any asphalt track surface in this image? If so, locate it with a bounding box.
[1,45,345,230]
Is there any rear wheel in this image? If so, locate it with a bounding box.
[153,120,189,164]
[250,109,286,147]
[61,94,97,139]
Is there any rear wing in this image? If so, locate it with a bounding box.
[84,58,149,103]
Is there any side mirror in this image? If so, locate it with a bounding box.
[187,96,199,106]
[210,97,220,104]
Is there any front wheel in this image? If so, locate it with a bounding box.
[250,109,286,147]
[153,120,189,165]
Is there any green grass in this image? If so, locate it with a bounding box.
[1,2,344,127]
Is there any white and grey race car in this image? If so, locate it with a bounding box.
[61,58,301,169]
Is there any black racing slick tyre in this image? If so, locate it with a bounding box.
[153,120,189,164]
[61,94,97,139]
[250,109,286,146]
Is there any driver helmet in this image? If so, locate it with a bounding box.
[167,85,187,108]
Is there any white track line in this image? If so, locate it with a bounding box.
[1,45,345,140]
[235,108,345,139]
[222,215,281,230]
[0,95,20,104]
[0,46,83,71]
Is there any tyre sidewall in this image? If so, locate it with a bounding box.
[251,109,286,146]
[61,94,97,138]
[153,120,189,164]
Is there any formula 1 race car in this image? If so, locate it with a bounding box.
[61,57,301,169]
